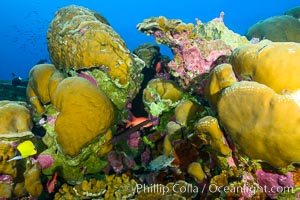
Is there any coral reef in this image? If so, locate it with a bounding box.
[218,80,300,168]
[23,163,43,196]
[0,100,32,133]
[3,4,300,200]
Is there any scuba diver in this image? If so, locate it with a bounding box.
[11,73,27,87]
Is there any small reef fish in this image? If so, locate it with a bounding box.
[149,154,175,171]
[126,116,153,129]
[47,172,58,193]
[155,61,162,73]
[111,118,157,145]
[7,140,37,162]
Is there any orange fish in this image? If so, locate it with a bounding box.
[126,116,153,129]
[170,150,180,167]
[155,61,162,73]
[47,172,58,193]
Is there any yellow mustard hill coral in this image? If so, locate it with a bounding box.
[175,99,204,127]
[194,116,231,156]
[187,162,206,182]
[205,63,237,109]
[52,77,114,157]
[47,5,134,86]
[218,81,300,168]
[27,64,56,104]
[231,40,300,94]
[27,64,58,114]
[23,163,43,197]
[0,101,32,134]
[0,142,17,178]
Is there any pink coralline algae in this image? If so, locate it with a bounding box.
[212,11,225,22]
[255,169,294,199]
[77,71,99,87]
[240,172,255,199]
[107,151,139,173]
[168,39,231,91]
[31,154,54,169]
[141,147,151,165]
[107,151,124,173]
[146,25,231,94]
[127,131,142,149]
[137,14,249,94]
[0,174,13,183]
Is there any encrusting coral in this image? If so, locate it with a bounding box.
[6,4,300,199]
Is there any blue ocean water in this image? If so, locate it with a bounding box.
[0,0,299,80]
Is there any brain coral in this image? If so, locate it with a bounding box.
[47,5,135,86]
[52,77,114,157]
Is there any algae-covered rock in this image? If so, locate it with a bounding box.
[133,43,161,68]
